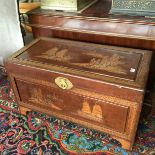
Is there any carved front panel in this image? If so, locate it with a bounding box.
[15,78,129,132]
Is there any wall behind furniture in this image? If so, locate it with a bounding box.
[0,0,24,65]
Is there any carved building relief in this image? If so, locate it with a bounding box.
[29,88,63,111]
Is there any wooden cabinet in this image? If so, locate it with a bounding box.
[27,0,155,50]
[5,37,152,150]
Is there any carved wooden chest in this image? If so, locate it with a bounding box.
[5,37,152,150]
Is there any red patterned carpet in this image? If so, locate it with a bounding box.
[0,76,155,155]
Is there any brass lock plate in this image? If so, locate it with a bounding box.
[55,77,73,90]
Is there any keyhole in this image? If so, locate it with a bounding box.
[60,80,68,89]
[61,83,67,89]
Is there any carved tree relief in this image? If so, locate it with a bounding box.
[36,47,126,74]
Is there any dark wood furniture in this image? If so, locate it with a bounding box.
[5,37,152,150]
[27,0,155,91]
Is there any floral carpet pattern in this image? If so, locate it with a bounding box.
[0,77,155,155]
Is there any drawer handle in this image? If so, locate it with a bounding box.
[55,77,73,90]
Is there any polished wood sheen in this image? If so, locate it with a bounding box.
[27,0,155,90]
[5,37,152,150]
[27,0,155,50]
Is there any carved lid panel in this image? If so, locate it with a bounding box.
[12,38,152,89]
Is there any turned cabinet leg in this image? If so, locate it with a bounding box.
[19,105,31,115]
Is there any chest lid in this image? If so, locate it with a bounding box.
[9,37,152,90]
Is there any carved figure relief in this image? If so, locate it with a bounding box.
[36,47,126,74]
[78,100,103,121]
[29,88,63,111]
[82,100,91,114]
[92,104,103,119]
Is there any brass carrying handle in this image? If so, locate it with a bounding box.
[55,77,73,90]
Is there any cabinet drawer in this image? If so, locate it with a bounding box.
[15,78,129,133]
